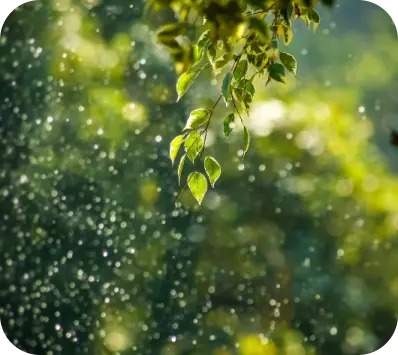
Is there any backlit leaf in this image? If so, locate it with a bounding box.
[188,172,208,205]
[197,29,210,48]
[184,109,209,130]
[169,135,184,164]
[277,24,293,45]
[184,131,203,162]
[176,71,200,101]
[204,156,221,187]
[177,154,186,185]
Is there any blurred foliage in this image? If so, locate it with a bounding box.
[0,1,398,355]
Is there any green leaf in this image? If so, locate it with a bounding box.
[188,172,208,205]
[214,53,232,72]
[204,156,222,187]
[197,29,210,48]
[184,108,209,130]
[169,135,184,164]
[282,7,293,22]
[254,52,268,69]
[184,131,203,162]
[280,52,297,75]
[234,60,248,81]
[157,37,181,52]
[176,71,200,101]
[248,18,270,42]
[277,24,293,45]
[157,23,185,39]
[308,8,320,31]
[232,88,244,107]
[247,53,256,65]
[268,63,286,83]
[192,45,204,64]
[223,113,235,137]
[239,79,255,96]
[221,72,233,105]
[207,44,216,64]
[177,154,186,185]
[243,127,250,157]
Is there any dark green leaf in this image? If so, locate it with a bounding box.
[280,52,297,75]
[184,131,203,162]
[204,156,222,187]
[254,52,268,69]
[248,18,270,42]
[221,72,233,104]
[184,109,209,130]
[239,79,255,96]
[207,44,216,64]
[234,60,248,81]
[308,8,320,30]
[188,172,208,205]
[169,135,184,164]
[158,37,181,52]
[223,113,235,137]
[232,88,244,105]
[268,63,286,83]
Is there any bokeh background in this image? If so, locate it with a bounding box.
[1,1,398,354]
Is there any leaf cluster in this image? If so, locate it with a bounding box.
[150,0,334,204]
